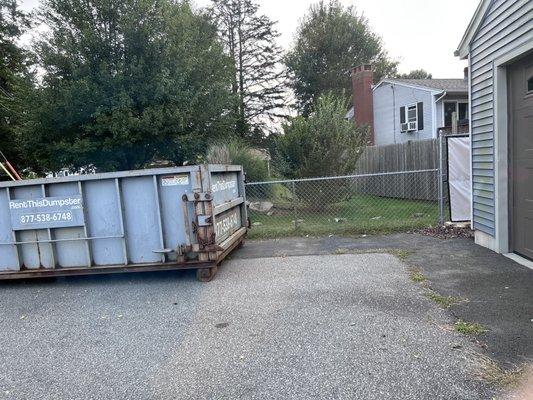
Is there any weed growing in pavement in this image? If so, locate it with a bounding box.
[454,320,487,335]
[425,290,463,309]
[409,267,427,283]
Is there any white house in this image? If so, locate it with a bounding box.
[456,0,533,264]
[348,66,469,145]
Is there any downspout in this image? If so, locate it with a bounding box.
[467,53,474,231]
[391,85,396,144]
[434,91,447,138]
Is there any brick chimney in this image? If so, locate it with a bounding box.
[351,64,374,144]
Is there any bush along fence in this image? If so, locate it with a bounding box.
[245,169,446,239]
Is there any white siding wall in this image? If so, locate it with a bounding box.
[469,0,533,236]
[373,83,435,146]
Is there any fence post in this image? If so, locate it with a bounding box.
[438,131,445,226]
[291,181,298,230]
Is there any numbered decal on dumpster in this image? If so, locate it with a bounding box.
[215,208,241,243]
[161,175,189,186]
[9,195,85,231]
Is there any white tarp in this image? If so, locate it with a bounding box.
[447,136,471,222]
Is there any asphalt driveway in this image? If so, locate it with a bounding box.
[236,234,533,369]
[0,248,499,399]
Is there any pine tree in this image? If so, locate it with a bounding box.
[211,0,287,142]
[0,0,31,172]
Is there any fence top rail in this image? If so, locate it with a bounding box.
[245,169,439,186]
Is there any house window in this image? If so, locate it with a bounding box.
[400,104,417,132]
[458,103,469,121]
[400,102,424,132]
[407,105,417,123]
[444,101,469,126]
[528,76,533,93]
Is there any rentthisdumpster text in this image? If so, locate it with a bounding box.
[9,195,85,230]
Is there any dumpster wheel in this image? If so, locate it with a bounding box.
[196,265,218,282]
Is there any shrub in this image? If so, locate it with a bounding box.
[274,93,369,209]
[206,138,269,183]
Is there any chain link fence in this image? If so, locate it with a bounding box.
[245,169,446,238]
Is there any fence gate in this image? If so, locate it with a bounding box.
[445,135,471,222]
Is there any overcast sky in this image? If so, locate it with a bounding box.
[20,0,479,78]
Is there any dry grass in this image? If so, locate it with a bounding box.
[502,364,533,399]
[475,356,530,391]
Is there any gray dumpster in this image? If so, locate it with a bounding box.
[0,164,247,281]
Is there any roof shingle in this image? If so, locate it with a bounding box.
[385,78,468,93]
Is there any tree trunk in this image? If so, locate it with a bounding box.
[236,3,247,138]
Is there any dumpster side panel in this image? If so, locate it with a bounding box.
[84,179,125,266]
[157,173,196,261]
[211,172,239,206]
[209,167,247,246]
[13,185,54,269]
[0,189,19,271]
[121,176,164,264]
[47,182,88,268]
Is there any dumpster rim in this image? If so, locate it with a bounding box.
[0,164,243,188]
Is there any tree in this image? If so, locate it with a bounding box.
[210,0,286,141]
[397,69,433,79]
[285,0,398,115]
[23,0,235,173]
[0,0,31,173]
[275,93,369,178]
[274,93,369,208]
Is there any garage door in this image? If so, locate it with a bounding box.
[510,52,533,260]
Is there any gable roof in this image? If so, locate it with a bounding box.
[455,0,493,59]
[375,78,468,94]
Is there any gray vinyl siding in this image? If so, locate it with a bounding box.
[373,83,435,146]
[469,0,533,236]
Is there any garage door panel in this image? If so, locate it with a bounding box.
[510,52,533,260]
[515,215,533,260]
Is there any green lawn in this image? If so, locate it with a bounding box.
[247,194,440,239]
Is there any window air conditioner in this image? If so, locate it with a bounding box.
[407,121,417,131]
